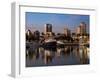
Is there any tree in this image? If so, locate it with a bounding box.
[52,32,55,36]
[41,32,45,36]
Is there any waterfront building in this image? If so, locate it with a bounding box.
[34,30,40,40]
[26,29,33,41]
[26,29,32,36]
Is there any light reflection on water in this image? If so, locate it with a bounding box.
[26,45,89,67]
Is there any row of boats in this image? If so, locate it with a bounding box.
[43,38,89,48]
[26,38,89,50]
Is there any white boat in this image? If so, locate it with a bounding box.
[57,41,64,45]
[44,39,57,47]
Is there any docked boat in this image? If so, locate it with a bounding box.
[57,41,64,45]
[57,41,64,48]
[44,39,57,48]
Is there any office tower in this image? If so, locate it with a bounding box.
[64,28,71,36]
[76,22,87,35]
[44,24,52,36]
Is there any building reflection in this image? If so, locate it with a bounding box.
[79,46,89,64]
[26,45,89,66]
[43,50,53,64]
[72,45,89,64]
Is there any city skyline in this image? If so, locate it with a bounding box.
[26,12,89,33]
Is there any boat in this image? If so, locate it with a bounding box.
[57,41,64,48]
[57,41,64,45]
[44,38,57,48]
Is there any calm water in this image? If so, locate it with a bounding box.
[26,44,89,67]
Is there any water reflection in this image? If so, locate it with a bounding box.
[26,45,89,67]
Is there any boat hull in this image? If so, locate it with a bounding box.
[44,41,57,47]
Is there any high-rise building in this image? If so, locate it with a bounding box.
[76,26,81,35]
[44,24,52,36]
[44,24,52,33]
[76,22,87,35]
[64,28,71,36]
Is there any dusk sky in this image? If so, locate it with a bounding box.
[26,12,89,33]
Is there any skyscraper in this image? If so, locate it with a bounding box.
[44,24,52,36]
[76,22,87,35]
[64,28,71,36]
